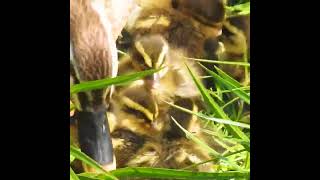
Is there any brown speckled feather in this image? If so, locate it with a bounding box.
[70,0,113,82]
[70,0,116,110]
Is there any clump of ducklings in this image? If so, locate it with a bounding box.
[71,0,249,173]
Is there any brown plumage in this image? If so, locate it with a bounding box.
[70,0,136,172]
[70,0,116,111]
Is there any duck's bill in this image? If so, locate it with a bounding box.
[76,110,116,171]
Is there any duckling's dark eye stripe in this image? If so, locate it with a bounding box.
[121,96,154,122]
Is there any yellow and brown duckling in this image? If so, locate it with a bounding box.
[110,35,220,168]
[117,34,207,136]
[108,93,221,171]
[125,0,225,58]
[122,0,227,90]
[216,14,250,83]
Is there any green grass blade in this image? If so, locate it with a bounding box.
[215,66,243,88]
[78,173,115,180]
[171,117,220,157]
[208,86,250,97]
[244,152,250,170]
[182,159,216,170]
[226,139,250,152]
[70,102,75,111]
[70,69,160,94]
[78,177,100,180]
[183,148,247,171]
[186,64,228,119]
[111,167,249,179]
[183,57,250,67]
[78,172,101,180]
[70,145,118,180]
[70,167,80,180]
[171,117,244,171]
[163,100,250,129]
[223,149,247,157]
[186,65,250,141]
[226,2,250,16]
[243,46,250,86]
[70,154,75,163]
[222,97,240,109]
[200,64,250,104]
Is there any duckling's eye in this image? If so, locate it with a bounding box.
[132,50,150,69]
[146,146,155,152]
[204,37,219,54]
[172,0,179,9]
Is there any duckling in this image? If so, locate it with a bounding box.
[109,93,219,171]
[165,97,200,139]
[70,0,136,172]
[216,14,250,83]
[117,34,204,128]
[106,85,165,168]
[125,0,225,59]
[124,0,227,91]
[109,67,217,170]
[163,139,213,172]
[111,128,147,167]
[219,15,249,60]
[135,0,226,27]
[132,34,203,96]
[171,0,226,27]
[109,47,202,165]
[109,84,165,136]
[109,1,229,169]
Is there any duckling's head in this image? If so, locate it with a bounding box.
[111,128,146,167]
[164,139,214,172]
[166,97,201,139]
[131,34,170,89]
[216,16,250,83]
[171,0,226,27]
